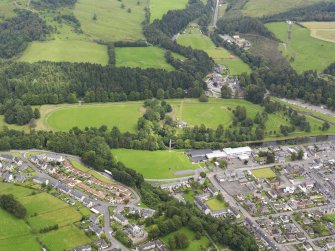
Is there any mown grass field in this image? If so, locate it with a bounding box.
[205,198,227,211]
[177,27,251,75]
[40,102,143,132]
[112,149,196,179]
[251,167,276,179]
[74,0,145,41]
[0,183,90,251]
[115,47,174,70]
[19,40,108,65]
[301,22,335,43]
[150,0,188,21]
[161,227,211,251]
[0,0,17,20]
[242,0,322,17]
[266,22,335,72]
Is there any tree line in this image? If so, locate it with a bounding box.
[0,194,27,219]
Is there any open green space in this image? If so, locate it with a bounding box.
[39,225,91,251]
[0,0,17,20]
[150,0,188,21]
[205,198,228,211]
[112,149,195,179]
[177,27,251,75]
[242,0,322,17]
[115,47,174,70]
[266,22,335,72]
[301,22,335,43]
[40,102,143,132]
[0,183,90,251]
[161,227,211,251]
[74,0,145,41]
[251,167,276,179]
[19,40,108,65]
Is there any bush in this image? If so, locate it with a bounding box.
[198,94,208,102]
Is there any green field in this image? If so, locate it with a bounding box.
[301,22,335,43]
[150,0,188,21]
[242,0,322,17]
[205,198,228,211]
[162,227,211,251]
[0,0,17,20]
[19,40,108,65]
[177,28,251,75]
[251,168,276,179]
[115,47,174,70]
[0,183,91,251]
[112,149,196,179]
[266,22,335,72]
[74,0,145,41]
[40,102,143,132]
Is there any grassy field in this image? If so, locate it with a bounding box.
[251,167,276,179]
[0,183,89,251]
[112,149,196,179]
[19,40,108,65]
[162,227,211,251]
[39,225,91,251]
[40,102,143,132]
[115,47,174,70]
[0,0,17,21]
[242,0,322,17]
[266,22,335,72]
[301,22,335,43]
[74,0,145,41]
[205,198,227,211]
[150,0,188,21]
[177,27,251,75]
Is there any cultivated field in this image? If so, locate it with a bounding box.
[177,26,251,75]
[266,22,335,72]
[161,227,211,251]
[0,183,90,251]
[251,167,276,179]
[112,149,196,179]
[301,22,335,43]
[19,40,108,65]
[74,0,145,41]
[38,102,143,132]
[150,0,188,22]
[115,47,174,70]
[242,0,322,17]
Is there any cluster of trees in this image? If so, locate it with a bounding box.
[0,194,26,219]
[287,110,311,132]
[168,233,189,249]
[216,16,275,39]
[54,14,81,33]
[0,99,40,125]
[291,149,304,161]
[262,2,335,22]
[258,151,275,164]
[0,11,50,58]
[31,0,76,8]
[39,224,59,233]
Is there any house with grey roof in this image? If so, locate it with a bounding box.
[112,212,128,226]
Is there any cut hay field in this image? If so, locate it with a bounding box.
[19,40,108,65]
[74,0,145,41]
[112,149,196,179]
[115,47,174,70]
[301,22,335,43]
[251,167,276,179]
[150,0,188,22]
[0,183,90,251]
[177,27,251,75]
[266,22,335,72]
[242,0,322,17]
[38,102,143,132]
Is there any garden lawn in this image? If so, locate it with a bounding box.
[161,227,211,251]
[39,225,91,251]
[115,47,174,70]
[150,0,188,21]
[242,0,322,17]
[74,0,145,41]
[251,168,276,179]
[266,22,335,72]
[205,198,227,211]
[19,40,108,65]
[42,102,142,132]
[111,149,195,179]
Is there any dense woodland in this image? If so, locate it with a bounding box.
[0,11,49,58]
[0,194,27,219]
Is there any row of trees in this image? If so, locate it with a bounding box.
[0,194,27,219]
